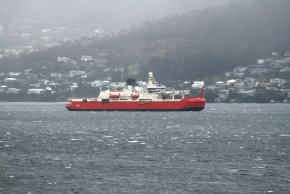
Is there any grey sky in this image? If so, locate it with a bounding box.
[0,0,229,30]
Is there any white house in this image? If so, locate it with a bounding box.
[233,72,245,78]
[81,75,88,79]
[215,81,225,87]
[81,55,93,62]
[37,79,50,85]
[57,56,71,63]
[42,28,51,33]
[24,68,33,75]
[251,67,268,75]
[238,89,255,97]
[233,67,247,78]
[226,79,237,86]
[7,88,21,94]
[0,85,7,93]
[9,72,21,76]
[192,81,204,88]
[70,83,78,91]
[234,67,247,73]
[114,67,124,72]
[244,77,258,87]
[110,82,126,88]
[69,71,86,78]
[27,89,44,94]
[270,78,285,86]
[45,87,54,94]
[91,80,110,88]
[4,78,17,83]
[50,73,62,78]
[257,59,265,65]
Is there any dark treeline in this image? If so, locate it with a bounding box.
[1,0,290,81]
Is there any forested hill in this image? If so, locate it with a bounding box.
[1,0,290,81]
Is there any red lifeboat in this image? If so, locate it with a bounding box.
[131,93,139,99]
[109,92,120,98]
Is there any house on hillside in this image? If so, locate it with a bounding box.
[233,67,247,78]
[226,79,237,86]
[244,77,259,89]
[81,55,93,62]
[37,79,49,85]
[238,89,255,97]
[114,67,124,72]
[192,81,204,88]
[251,67,269,75]
[270,78,285,86]
[257,59,265,65]
[91,80,110,88]
[70,83,78,91]
[57,56,76,65]
[27,89,44,94]
[215,81,226,88]
[50,73,62,78]
[7,88,21,94]
[233,80,244,89]
[58,56,71,63]
[24,68,33,75]
[0,85,7,93]
[4,78,17,83]
[9,72,21,77]
[234,67,247,73]
[69,71,86,78]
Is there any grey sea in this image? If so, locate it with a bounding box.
[0,103,290,194]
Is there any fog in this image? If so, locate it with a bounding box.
[0,0,228,30]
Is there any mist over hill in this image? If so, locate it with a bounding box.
[0,0,228,31]
[1,0,290,81]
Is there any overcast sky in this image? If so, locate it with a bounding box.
[0,0,229,30]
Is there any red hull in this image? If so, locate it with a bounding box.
[65,97,205,111]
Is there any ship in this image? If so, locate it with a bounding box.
[65,72,206,111]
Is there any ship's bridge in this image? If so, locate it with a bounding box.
[147,72,166,93]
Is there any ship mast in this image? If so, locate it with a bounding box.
[146,72,166,93]
[148,72,157,87]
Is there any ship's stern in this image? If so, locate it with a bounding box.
[65,100,72,110]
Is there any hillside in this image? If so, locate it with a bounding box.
[1,0,290,81]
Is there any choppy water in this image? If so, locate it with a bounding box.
[0,103,290,194]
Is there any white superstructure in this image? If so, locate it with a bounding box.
[98,72,189,101]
